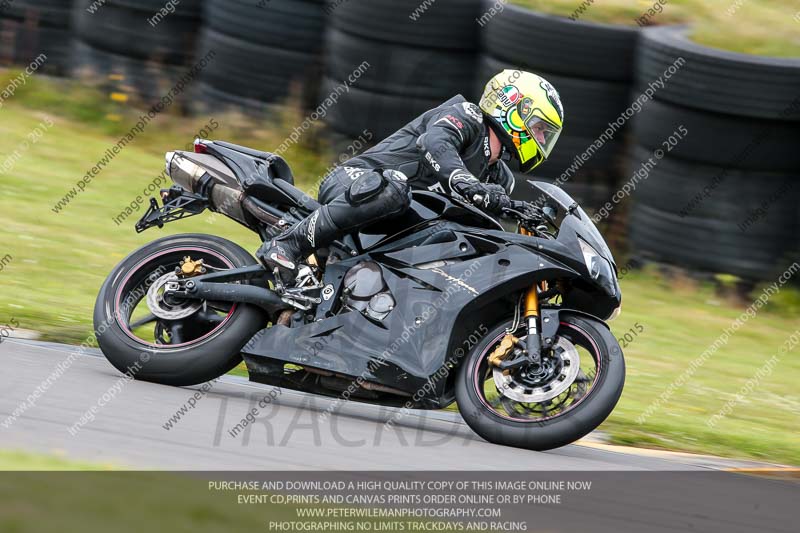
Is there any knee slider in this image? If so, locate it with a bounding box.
[346,170,385,206]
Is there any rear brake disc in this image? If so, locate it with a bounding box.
[146,272,202,320]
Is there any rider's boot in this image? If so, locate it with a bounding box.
[258,169,411,283]
[259,206,339,283]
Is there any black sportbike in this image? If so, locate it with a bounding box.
[95,139,625,450]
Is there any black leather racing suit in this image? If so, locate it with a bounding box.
[258,95,516,277]
[318,94,515,204]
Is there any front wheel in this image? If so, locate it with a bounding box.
[456,313,625,450]
[94,233,268,387]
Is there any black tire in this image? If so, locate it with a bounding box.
[94,234,267,387]
[329,0,483,51]
[456,314,625,451]
[70,40,183,104]
[632,98,800,172]
[191,81,284,117]
[321,76,442,139]
[72,0,199,65]
[630,203,798,281]
[636,26,800,121]
[0,19,71,75]
[195,28,320,104]
[628,145,799,221]
[325,28,477,99]
[2,0,71,27]
[482,3,638,82]
[111,0,202,17]
[206,0,325,51]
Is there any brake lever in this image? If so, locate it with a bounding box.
[500,207,528,220]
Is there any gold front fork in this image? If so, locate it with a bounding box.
[520,223,544,320]
[524,285,540,319]
[519,226,546,364]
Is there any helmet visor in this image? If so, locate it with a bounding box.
[525,116,561,158]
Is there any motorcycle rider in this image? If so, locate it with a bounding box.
[258,70,565,281]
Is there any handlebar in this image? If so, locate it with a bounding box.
[502,200,541,221]
[467,193,542,224]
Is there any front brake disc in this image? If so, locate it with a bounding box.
[492,337,581,403]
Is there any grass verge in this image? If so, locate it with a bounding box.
[0,450,110,471]
[510,0,800,57]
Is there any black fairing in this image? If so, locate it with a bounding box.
[239,190,621,409]
[205,141,320,214]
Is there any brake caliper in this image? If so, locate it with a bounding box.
[177,256,206,278]
[488,334,521,368]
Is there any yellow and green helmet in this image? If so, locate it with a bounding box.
[479,70,564,173]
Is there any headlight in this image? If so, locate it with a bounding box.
[578,238,618,297]
[579,238,603,280]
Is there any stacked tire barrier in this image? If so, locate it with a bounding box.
[71,0,202,104]
[0,0,72,75]
[478,2,639,211]
[322,0,482,146]
[629,26,800,280]
[0,1,795,282]
[193,0,326,114]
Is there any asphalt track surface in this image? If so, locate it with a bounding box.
[0,339,786,471]
[5,339,800,532]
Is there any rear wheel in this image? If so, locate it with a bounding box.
[94,234,267,386]
[456,313,625,450]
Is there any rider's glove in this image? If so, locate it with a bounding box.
[455,180,512,214]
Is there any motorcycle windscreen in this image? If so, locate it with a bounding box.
[526,180,614,266]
